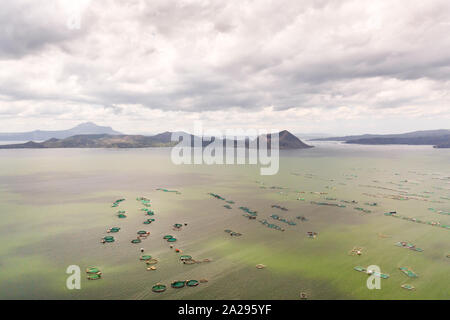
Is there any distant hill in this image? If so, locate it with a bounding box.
[346,135,450,147]
[434,141,450,148]
[0,134,177,149]
[312,129,450,148]
[273,130,313,149]
[0,130,313,149]
[312,129,450,142]
[0,122,122,141]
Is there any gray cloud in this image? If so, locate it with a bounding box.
[0,0,449,133]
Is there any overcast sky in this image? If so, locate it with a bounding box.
[1,0,449,135]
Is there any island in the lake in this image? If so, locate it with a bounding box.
[0,124,312,150]
[313,129,450,148]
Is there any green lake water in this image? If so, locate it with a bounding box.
[0,142,449,299]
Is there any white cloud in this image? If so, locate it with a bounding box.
[0,0,449,134]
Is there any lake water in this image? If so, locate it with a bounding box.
[0,143,448,299]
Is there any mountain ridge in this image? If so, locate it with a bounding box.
[0,122,122,141]
[312,129,450,148]
[0,130,313,150]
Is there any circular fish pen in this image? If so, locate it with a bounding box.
[152,284,167,293]
[103,236,115,243]
[87,273,102,280]
[186,280,199,287]
[171,281,186,289]
[86,267,101,274]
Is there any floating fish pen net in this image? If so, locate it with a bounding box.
[224,229,242,236]
[384,211,450,230]
[87,273,102,280]
[395,241,423,252]
[239,207,257,215]
[399,267,418,278]
[311,201,346,208]
[171,281,186,288]
[156,188,181,194]
[354,207,371,213]
[111,199,125,207]
[103,236,115,243]
[186,280,199,287]
[208,193,226,200]
[272,205,288,211]
[270,214,296,226]
[354,266,389,279]
[259,219,284,231]
[371,271,389,279]
[111,198,125,207]
[401,284,415,291]
[364,202,378,206]
[341,200,358,204]
[152,284,167,293]
[354,266,366,273]
[86,267,101,274]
